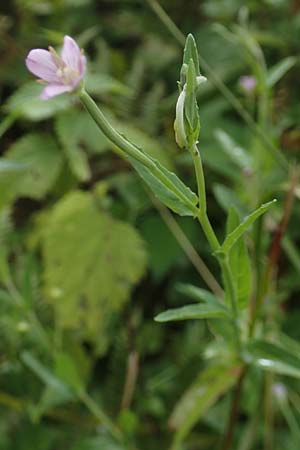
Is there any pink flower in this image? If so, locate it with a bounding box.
[239,75,257,94]
[25,35,86,100]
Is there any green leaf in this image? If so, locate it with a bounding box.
[183,34,200,76]
[85,72,132,96]
[55,109,108,155]
[226,207,252,308]
[5,82,71,121]
[43,190,147,355]
[215,129,252,170]
[72,436,125,450]
[176,284,225,308]
[111,115,174,170]
[21,351,72,396]
[154,303,230,322]
[55,111,93,181]
[129,157,198,216]
[220,200,277,255]
[169,364,241,447]
[245,340,300,378]
[213,183,246,214]
[266,56,297,88]
[0,133,63,208]
[140,216,197,280]
[54,352,84,393]
[184,59,200,143]
[0,159,26,174]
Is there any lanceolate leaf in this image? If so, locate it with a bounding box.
[246,340,300,379]
[220,200,277,255]
[226,207,252,308]
[154,303,230,323]
[129,157,198,216]
[169,364,241,448]
[215,129,252,170]
[185,59,200,143]
[177,284,224,307]
[183,34,200,76]
[21,351,72,396]
[266,56,297,88]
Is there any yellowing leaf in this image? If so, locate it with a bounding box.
[43,191,147,354]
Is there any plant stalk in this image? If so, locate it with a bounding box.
[79,89,198,214]
[190,144,241,351]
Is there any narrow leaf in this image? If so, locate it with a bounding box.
[21,351,72,395]
[246,340,300,379]
[220,200,276,255]
[215,129,252,170]
[129,157,198,216]
[154,303,230,322]
[226,207,252,308]
[183,34,200,76]
[266,56,297,88]
[177,283,225,307]
[169,364,241,447]
[185,59,200,142]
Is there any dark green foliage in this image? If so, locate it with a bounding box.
[1,1,300,449]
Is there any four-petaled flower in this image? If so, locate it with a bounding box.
[25,35,86,100]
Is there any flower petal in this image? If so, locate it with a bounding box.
[40,84,72,100]
[26,49,59,83]
[61,35,82,71]
[78,54,87,78]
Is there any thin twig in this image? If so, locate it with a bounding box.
[120,350,139,410]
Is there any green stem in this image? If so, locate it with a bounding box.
[190,144,241,350]
[197,212,220,253]
[146,0,288,170]
[79,89,156,170]
[221,258,241,351]
[191,144,207,215]
[79,89,198,214]
[79,390,123,443]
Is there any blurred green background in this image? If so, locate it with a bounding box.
[1,0,300,449]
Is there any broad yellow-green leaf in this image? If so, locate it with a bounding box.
[43,191,147,354]
[54,352,84,393]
